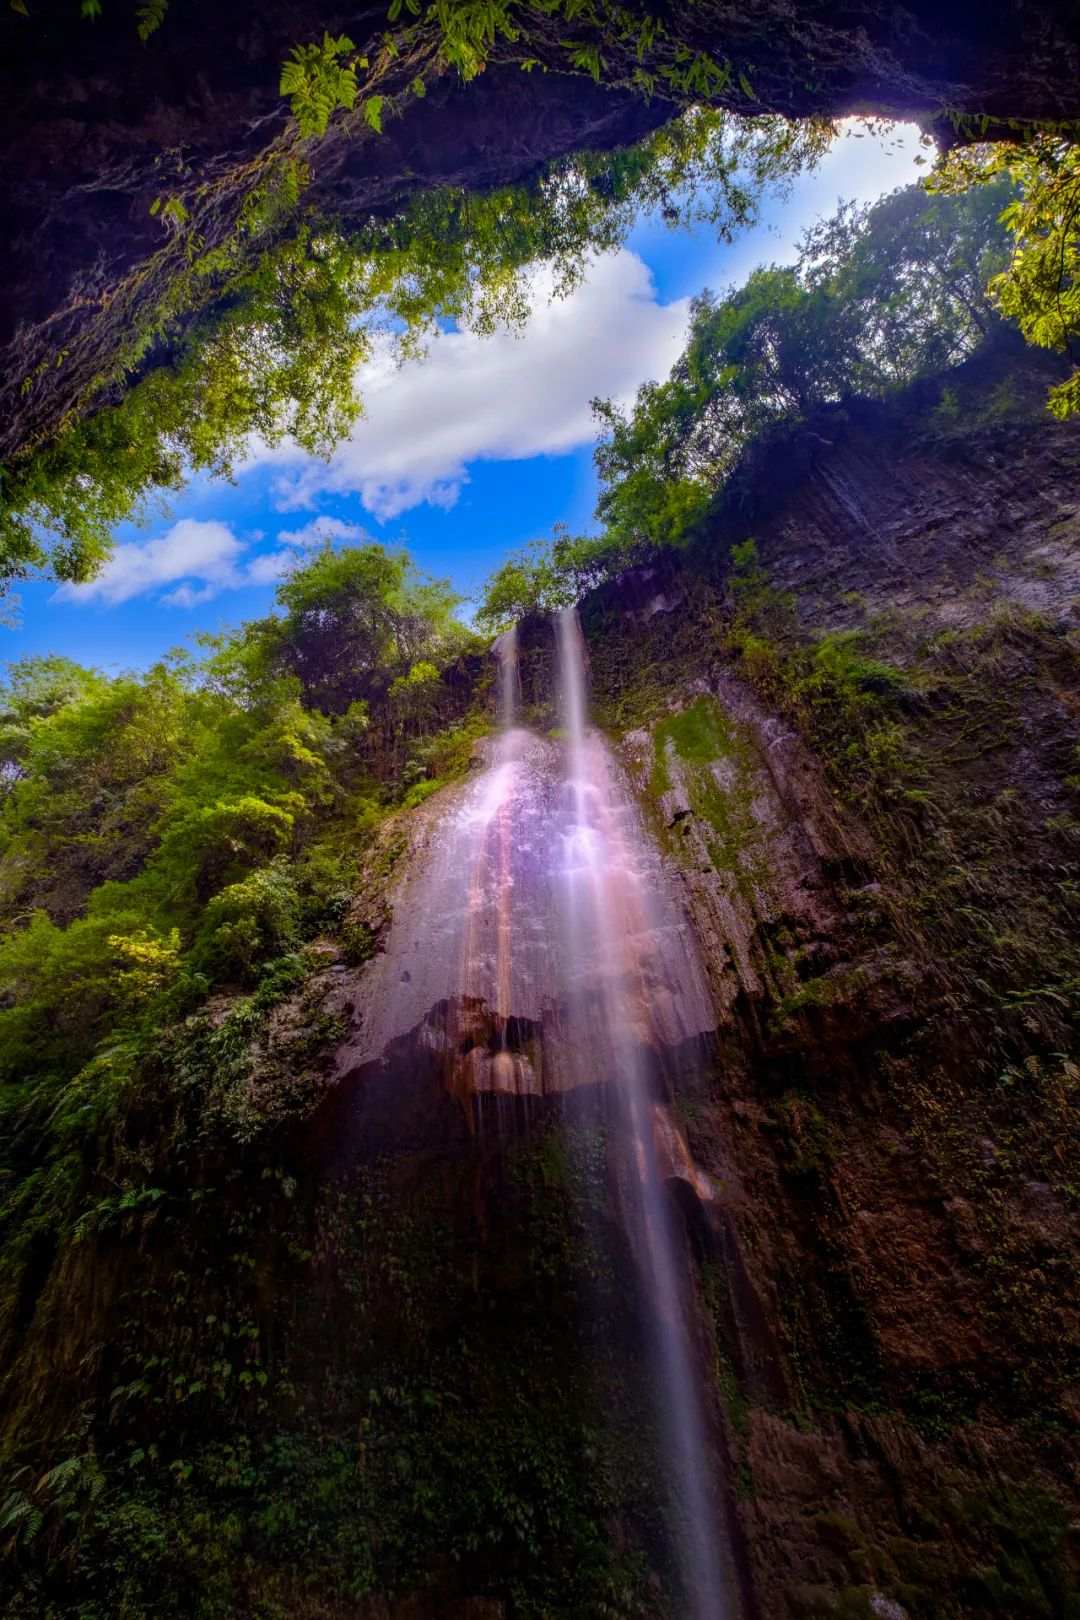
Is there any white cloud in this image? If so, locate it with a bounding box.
[161,581,224,609]
[56,508,377,608]
[59,519,247,606]
[260,250,690,520]
[246,550,300,586]
[276,515,370,548]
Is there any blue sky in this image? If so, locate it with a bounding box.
[11,120,926,673]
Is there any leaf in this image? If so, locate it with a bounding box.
[136,0,168,40]
[280,34,358,136]
[153,195,189,230]
[362,95,384,133]
[10,0,30,16]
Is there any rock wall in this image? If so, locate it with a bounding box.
[1,355,1077,1620]
[571,358,1080,1617]
[297,351,1080,1615]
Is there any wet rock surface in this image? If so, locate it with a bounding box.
[270,354,1080,1616]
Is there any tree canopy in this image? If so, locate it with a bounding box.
[253,543,468,716]
[0,538,472,1092]
[477,175,1027,627]
[0,108,830,596]
[592,176,1015,559]
[932,133,1080,420]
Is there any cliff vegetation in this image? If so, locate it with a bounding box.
[0,57,1078,1620]
[2,0,1080,595]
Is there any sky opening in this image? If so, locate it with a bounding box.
[14,119,927,671]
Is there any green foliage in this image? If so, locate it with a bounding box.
[191,862,302,984]
[156,795,297,908]
[0,659,193,921]
[0,909,159,1079]
[723,540,910,805]
[798,176,1013,379]
[933,135,1080,417]
[135,0,169,42]
[0,539,473,1101]
[263,542,468,715]
[592,178,1013,558]
[280,34,360,137]
[1,105,827,594]
[476,526,620,630]
[402,710,492,790]
[387,0,758,107]
[2,224,367,590]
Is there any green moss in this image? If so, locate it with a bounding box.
[774,975,837,1019]
[885,1485,1080,1620]
[770,1092,834,1178]
[653,696,737,781]
[340,918,377,965]
[401,775,446,808]
[647,697,770,894]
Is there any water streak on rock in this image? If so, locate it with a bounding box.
[336,616,735,1611]
[555,606,732,1620]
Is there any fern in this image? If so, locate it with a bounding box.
[0,1488,42,1543]
[280,33,359,138]
[38,1455,89,1494]
[136,0,167,38]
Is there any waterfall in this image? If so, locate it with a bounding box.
[494,622,520,731]
[346,612,733,1613]
[488,624,522,1115]
[555,608,730,1620]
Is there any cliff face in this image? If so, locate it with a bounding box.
[572,358,1080,1617]
[4,0,1080,460]
[329,352,1080,1614]
[1,362,1077,1620]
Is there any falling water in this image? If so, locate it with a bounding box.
[494,622,520,732]
[341,613,733,1612]
[486,625,522,1121]
[555,606,730,1620]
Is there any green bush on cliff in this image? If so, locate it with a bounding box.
[933,133,1080,418]
[192,860,302,984]
[476,526,634,631]
[591,176,1014,558]
[0,537,473,1093]
[477,176,1020,625]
